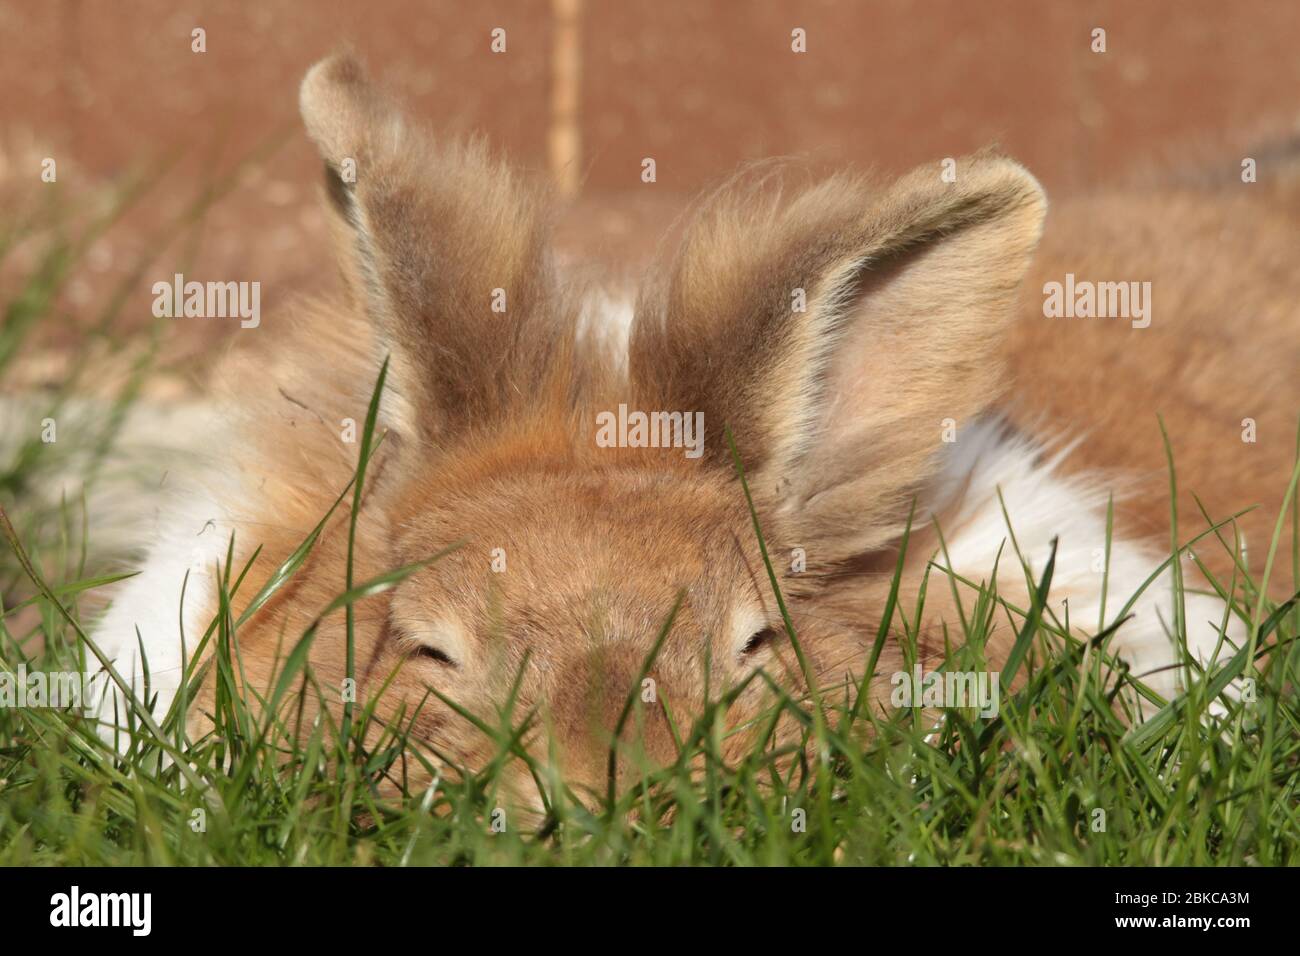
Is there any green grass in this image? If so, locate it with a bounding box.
[1,184,1298,867]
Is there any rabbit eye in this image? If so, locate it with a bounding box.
[740,626,780,656]
[411,643,457,667]
[391,612,468,669]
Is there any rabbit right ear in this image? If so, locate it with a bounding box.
[299,54,566,449]
[630,155,1047,559]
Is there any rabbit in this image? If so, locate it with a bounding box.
[90,53,1298,803]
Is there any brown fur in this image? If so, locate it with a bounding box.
[1008,188,1300,589]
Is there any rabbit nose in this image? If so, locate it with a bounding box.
[547,647,680,789]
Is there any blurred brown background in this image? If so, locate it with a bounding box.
[1,0,1297,391]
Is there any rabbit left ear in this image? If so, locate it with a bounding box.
[629,154,1047,557]
[299,53,566,449]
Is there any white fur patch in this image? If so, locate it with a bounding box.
[89,491,234,743]
[84,403,236,747]
[932,418,1240,709]
[576,290,635,374]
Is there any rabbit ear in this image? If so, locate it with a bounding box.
[299,53,565,447]
[629,154,1047,557]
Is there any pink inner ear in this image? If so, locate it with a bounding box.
[760,178,1044,559]
[810,250,949,466]
[802,218,1026,480]
[821,321,912,449]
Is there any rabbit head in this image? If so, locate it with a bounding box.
[208,53,1046,805]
